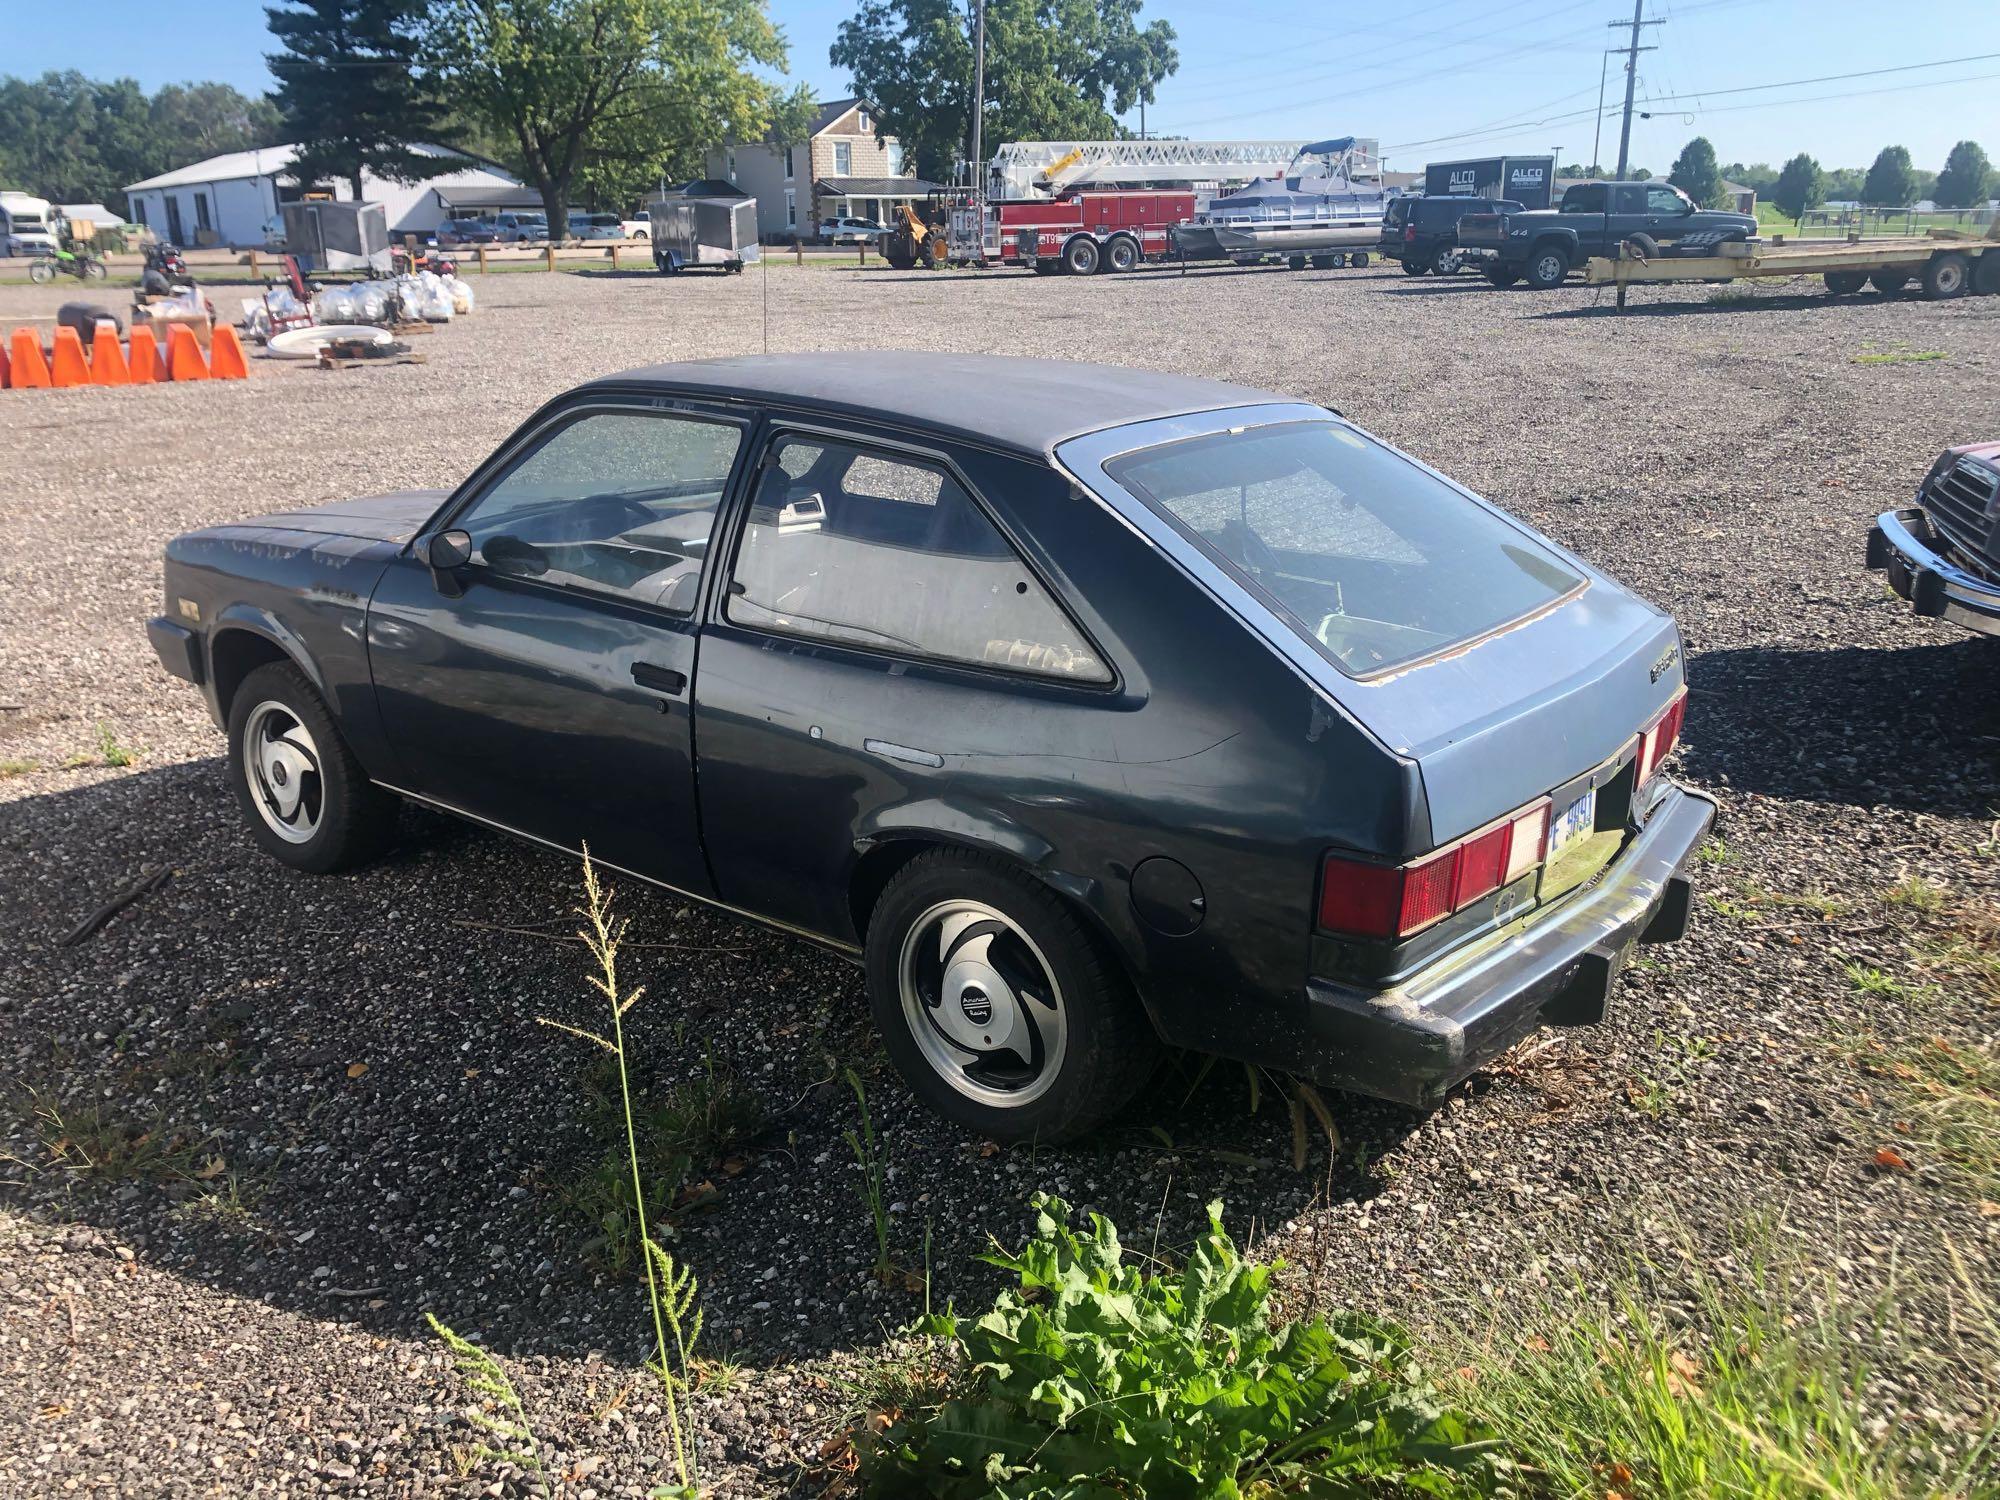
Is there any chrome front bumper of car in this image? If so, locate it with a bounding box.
[1302,780,1717,1106]
[1866,507,2000,637]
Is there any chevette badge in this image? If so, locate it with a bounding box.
[959,987,994,1026]
[1649,644,1679,683]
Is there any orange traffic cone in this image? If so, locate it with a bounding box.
[90,324,131,387]
[50,326,90,388]
[208,324,249,380]
[8,329,50,389]
[8,329,51,389]
[166,324,209,381]
[128,327,167,384]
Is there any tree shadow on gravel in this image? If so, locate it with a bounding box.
[0,759,1426,1380]
[1684,636,2000,812]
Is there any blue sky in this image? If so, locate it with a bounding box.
[10,0,1998,175]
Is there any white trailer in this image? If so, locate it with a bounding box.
[0,191,61,256]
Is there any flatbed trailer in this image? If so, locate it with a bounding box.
[1582,224,2000,304]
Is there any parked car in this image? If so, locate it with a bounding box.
[1381,195,1523,277]
[621,218,651,240]
[818,216,887,245]
[146,353,1712,1141]
[491,212,549,243]
[568,212,624,242]
[436,217,498,247]
[1866,443,2000,637]
[1457,181,1758,289]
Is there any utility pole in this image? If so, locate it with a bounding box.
[1609,0,1660,179]
[970,0,987,209]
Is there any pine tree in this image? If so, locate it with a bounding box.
[266,0,459,200]
[1667,137,1722,209]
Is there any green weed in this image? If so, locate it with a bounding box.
[855,1195,1503,1497]
[1886,875,1948,913]
[845,1067,896,1285]
[425,1314,541,1471]
[0,758,36,779]
[1853,349,1947,365]
[30,1090,206,1182]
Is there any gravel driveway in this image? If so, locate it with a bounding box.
[2,261,1995,1496]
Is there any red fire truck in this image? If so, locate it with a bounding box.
[966,190,1197,273]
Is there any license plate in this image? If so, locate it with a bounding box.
[1551,787,1598,857]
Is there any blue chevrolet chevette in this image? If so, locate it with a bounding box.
[149,353,1714,1139]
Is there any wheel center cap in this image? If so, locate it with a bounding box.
[271,762,289,787]
[958,985,993,1027]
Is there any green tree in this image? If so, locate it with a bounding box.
[1934,140,1992,209]
[1824,166,1864,202]
[424,0,796,232]
[1667,135,1722,208]
[831,0,1178,183]
[1862,145,1914,206]
[1771,152,1823,223]
[267,0,462,200]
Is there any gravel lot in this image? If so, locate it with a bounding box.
[2,260,1996,1497]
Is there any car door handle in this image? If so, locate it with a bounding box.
[631,662,687,695]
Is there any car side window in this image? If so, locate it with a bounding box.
[1647,185,1690,215]
[726,436,1110,682]
[1561,184,1606,214]
[453,409,744,613]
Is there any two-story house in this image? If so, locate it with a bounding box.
[704,98,936,241]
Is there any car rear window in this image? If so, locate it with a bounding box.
[1102,421,1584,678]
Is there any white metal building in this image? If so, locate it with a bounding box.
[124,144,521,248]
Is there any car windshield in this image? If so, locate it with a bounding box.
[1101,421,1584,677]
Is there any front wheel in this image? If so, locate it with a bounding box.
[865,851,1159,1142]
[29,258,53,284]
[1524,244,1570,289]
[1824,270,1867,295]
[227,662,399,874]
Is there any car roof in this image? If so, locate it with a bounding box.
[582,353,1291,456]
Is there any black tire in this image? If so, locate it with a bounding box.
[1351,251,1369,268]
[1062,236,1099,275]
[1824,270,1867,295]
[226,661,398,875]
[864,850,1159,1142]
[1483,264,1520,287]
[1309,254,1336,270]
[1974,253,2000,297]
[1286,253,1307,271]
[1921,253,1969,301]
[1431,245,1461,275]
[1523,242,1570,289]
[1401,259,1429,276]
[1104,235,1140,273]
[1870,271,1911,296]
[1622,232,1661,260]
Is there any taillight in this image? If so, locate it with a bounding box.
[1404,225,1417,242]
[1637,689,1688,784]
[1318,798,1551,940]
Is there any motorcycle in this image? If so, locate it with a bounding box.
[29,245,107,283]
[392,244,457,279]
[142,241,194,296]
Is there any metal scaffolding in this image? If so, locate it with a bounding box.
[988,140,1315,198]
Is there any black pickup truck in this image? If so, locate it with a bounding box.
[1457,181,1758,289]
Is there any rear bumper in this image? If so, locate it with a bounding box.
[1866,507,2000,637]
[1299,780,1717,1106]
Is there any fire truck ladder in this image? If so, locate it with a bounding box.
[990,140,1310,198]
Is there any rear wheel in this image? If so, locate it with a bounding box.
[1824,270,1867,295]
[1062,236,1100,275]
[1103,235,1140,273]
[865,850,1159,1142]
[1921,253,1969,301]
[227,662,399,874]
[1351,251,1369,268]
[1310,254,1336,270]
[1524,243,1570,289]
[1401,258,1429,276]
[1286,253,1307,271]
[1870,271,1911,296]
[1431,245,1462,275]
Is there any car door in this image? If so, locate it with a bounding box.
[1644,183,1695,241]
[365,399,755,894]
[692,426,1117,942]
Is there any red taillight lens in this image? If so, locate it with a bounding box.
[1404,225,1417,242]
[1638,690,1688,783]
[1318,796,1553,941]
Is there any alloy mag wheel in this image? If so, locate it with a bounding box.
[240,699,325,845]
[897,898,1068,1108]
